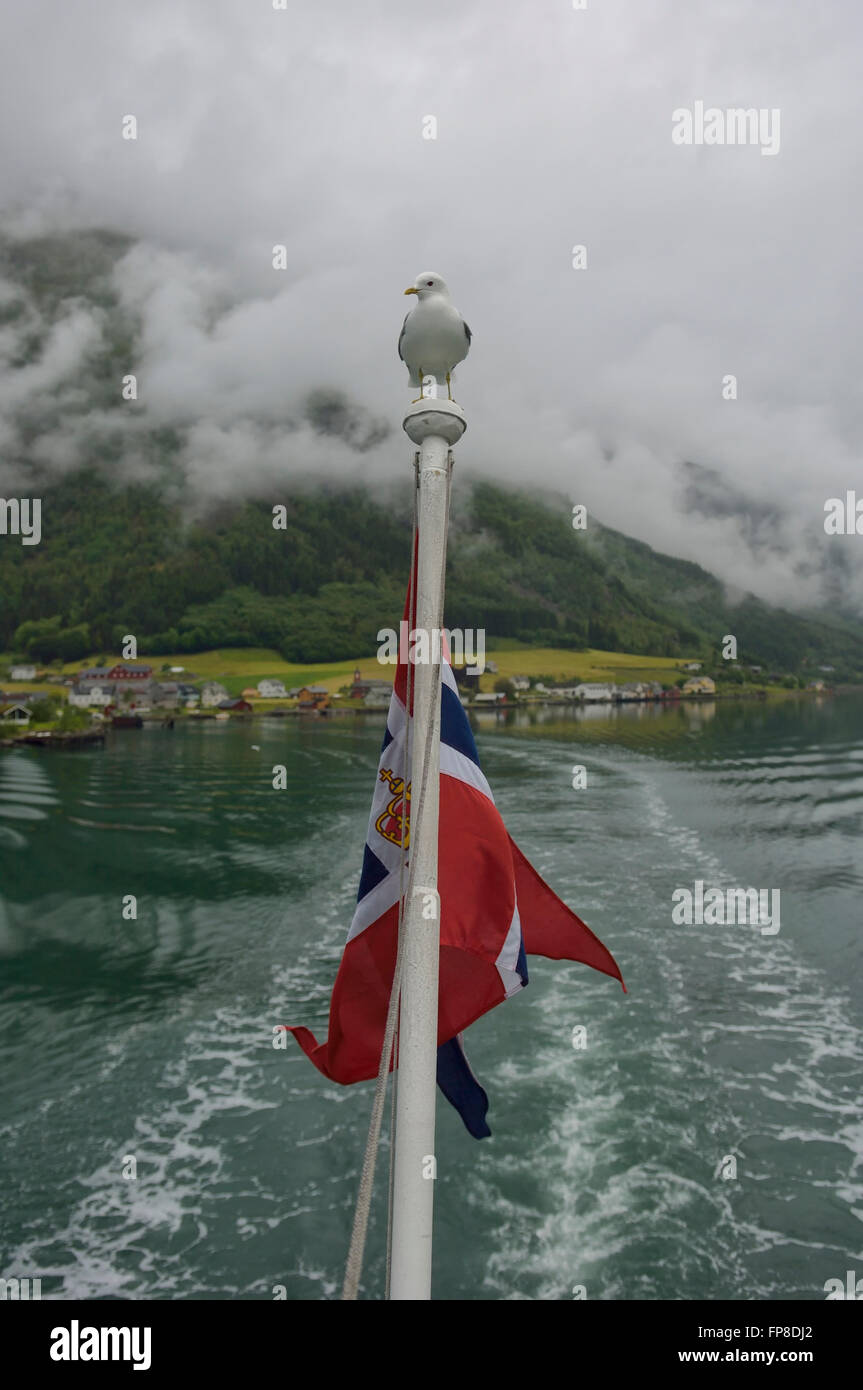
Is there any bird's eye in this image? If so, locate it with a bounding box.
[426,280,433,286]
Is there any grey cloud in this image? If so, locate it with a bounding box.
[0,0,860,608]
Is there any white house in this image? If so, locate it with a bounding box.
[512,675,530,691]
[10,664,36,681]
[257,679,287,698]
[474,691,507,704]
[574,682,616,702]
[682,676,716,696]
[682,661,702,672]
[69,685,112,708]
[201,681,229,708]
[363,686,391,709]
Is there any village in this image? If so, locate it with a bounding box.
[0,654,835,741]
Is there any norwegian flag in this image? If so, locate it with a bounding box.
[285,551,625,1138]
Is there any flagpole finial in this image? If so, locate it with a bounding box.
[403,397,466,447]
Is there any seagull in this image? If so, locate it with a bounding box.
[398,271,471,402]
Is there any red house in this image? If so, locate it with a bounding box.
[217,698,253,714]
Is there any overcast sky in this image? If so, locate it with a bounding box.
[1,0,861,611]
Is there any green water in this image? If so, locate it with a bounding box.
[1,695,861,1300]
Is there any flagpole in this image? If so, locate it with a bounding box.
[389,387,466,1301]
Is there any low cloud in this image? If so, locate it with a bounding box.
[0,0,860,612]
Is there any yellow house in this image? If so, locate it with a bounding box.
[682,676,716,695]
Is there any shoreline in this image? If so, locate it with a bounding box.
[1,685,840,748]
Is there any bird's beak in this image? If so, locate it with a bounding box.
[403,287,418,295]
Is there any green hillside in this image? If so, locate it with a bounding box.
[2,470,862,679]
[1,225,860,681]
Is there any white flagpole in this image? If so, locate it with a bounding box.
[389,386,466,1301]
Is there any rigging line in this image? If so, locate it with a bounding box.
[342,476,419,1303]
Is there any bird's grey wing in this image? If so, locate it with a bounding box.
[463,320,472,347]
[398,312,410,361]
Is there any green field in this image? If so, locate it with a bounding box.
[2,648,380,700]
[2,643,692,700]
[483,645,684,687]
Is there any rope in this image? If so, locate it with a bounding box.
[341,475,418,1303]
[386,461,419,1295]
[341,444,453,1301]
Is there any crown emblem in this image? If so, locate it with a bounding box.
[376,767,411,849]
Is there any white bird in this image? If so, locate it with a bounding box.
[398,271,471,401]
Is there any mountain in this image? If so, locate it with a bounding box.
[1,226,861,678]
[2,469,863,679]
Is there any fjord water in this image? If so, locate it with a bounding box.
[0,696,861,1301]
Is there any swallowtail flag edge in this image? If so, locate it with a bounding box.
[284,547,625,1137]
